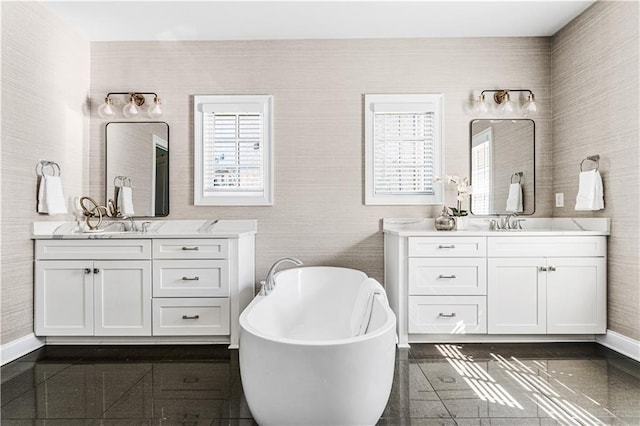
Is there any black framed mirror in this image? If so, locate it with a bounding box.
[469,119,535,215]
[105,122,169,217]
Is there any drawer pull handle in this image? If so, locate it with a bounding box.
[438,312,457,318]
[181,276,200,281]
[539,266,548,272]
[438,274,457,279]
[438,245,456,249]
[183,376,200,384]
[548,266,556,272]
[181,246,200,251]
[84,268,92,274]
[182,315,200,320]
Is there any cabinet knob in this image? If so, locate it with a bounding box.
[548,266,556,272]
[538,266,547,272]
[84,268,92,274]
[93,268,100,274]
[438,245,456,249]
[438,312,457,318]
[181,276,200,281]
[182,315,200,320]
[437,274,457,279]
[181,246,200,251]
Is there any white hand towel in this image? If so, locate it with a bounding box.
[505,183,523,212]
[38,175,68,215]
[575,169,604,211]
[117,186,135,216]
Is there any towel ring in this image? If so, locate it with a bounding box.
[580,155,600,172]
[114,176,132,188]
[35,160,61,177]
[511,172,523,184]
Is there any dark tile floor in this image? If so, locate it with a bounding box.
[2,343,639,425]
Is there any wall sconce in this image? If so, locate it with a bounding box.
[97,92,164,119]
[472,89,537,117]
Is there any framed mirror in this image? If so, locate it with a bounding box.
[106,122,169,217]
[469,119,535,215]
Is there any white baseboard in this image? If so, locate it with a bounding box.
[1,333,45,366]
[596,329,640,362]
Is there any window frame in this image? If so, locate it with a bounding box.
[194,95,274,206]
[364,93,444,205]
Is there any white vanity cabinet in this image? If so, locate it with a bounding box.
[384,220,609,348]
[33,220,257,348]
[487,237,606,335]
[35,240,152,336]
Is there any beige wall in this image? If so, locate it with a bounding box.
[1,3,90,343]
[89,38,553,284]
[552,1,640,340]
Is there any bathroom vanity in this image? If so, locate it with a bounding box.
[32,220,256,348]
[384,218,610,348]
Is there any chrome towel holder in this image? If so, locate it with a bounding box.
[511,171,523,184]
[35,160,61,177]
[580,155,600,172]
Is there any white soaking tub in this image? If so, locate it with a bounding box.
[239,266,397,426]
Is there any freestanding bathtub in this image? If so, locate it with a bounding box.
[239,266,397,426]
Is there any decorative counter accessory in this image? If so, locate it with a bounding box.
[434,207,456,231]
[434,175,472,230]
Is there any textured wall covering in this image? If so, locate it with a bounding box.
[552,2,639,340]
[89,38,552,284]
[0,3,90,344]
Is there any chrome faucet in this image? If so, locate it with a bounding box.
[262,257,304,295]
[504,212,518,230]
[121,216,138,232]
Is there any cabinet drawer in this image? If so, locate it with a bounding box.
[152,298,229,336]
[153,239,229,259]
[408,295,486,334]
[408,237,486,257]
[488,237,606,257]
[36,240,151,260]
[153,260,229,297]
[409,258,486,295]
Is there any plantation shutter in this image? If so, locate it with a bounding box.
[373,110,435,195]
[471,129,492,214]
[194,95,272,206]
[203,112,263,192]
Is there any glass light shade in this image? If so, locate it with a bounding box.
[147,97,163,119]
[497,93,516,116]
[522,93,538,117]
[472,94,490,115]
[122,99,139,118]
[97,97,115,119]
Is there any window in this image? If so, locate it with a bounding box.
[470,126,492,215]
[365,94,443,205]
[194,95,273,206]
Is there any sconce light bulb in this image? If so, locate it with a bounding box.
[122,99,139,118]
[522,93,537,117]
[148,97,163,119]
[497,92,515,117]
[98,97,115,119]
[473,94,489,115]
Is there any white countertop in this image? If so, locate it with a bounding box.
[383,217,610,237]
[32,219,257,239]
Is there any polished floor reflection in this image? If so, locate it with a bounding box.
[2,343,639,425]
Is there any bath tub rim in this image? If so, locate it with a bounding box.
[239,266,396,347]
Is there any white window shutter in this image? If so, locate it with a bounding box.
[194,95,273,206]
[365,94,443,205]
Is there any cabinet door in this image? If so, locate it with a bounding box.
[488,258,546,334]
[35,261,94,336]
[93,260,151,336]
[547,257,606,334]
